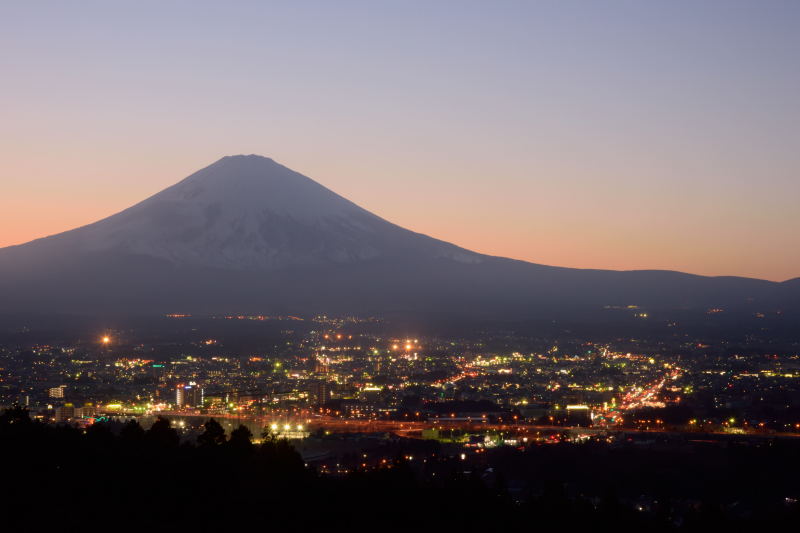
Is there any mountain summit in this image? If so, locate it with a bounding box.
[0,155,795,317]
[15,155,478,270]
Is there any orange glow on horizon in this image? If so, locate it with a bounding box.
[0,157,796,282]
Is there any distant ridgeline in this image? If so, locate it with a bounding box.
[0,155,797,321]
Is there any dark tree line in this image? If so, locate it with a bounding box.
[1,406,798,531]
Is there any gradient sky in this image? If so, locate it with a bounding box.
[1,1,798,281]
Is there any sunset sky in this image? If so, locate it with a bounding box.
[1,1,798,281]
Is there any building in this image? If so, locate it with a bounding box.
[311,380,331,407]
[48,385,66,399]
[54,404,75,423]
[313,356,330,374]
[321,399,378,419]
[74,404,97,418]
[520,402,550,422]
[565,404,592,427]
[176,382,204,409]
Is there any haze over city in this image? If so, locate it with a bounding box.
[2,1,799,280]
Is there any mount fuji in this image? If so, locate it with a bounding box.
[0,155,795,318]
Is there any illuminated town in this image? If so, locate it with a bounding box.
[4,313,800,445]
[3,311,799,528]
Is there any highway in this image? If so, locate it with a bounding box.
[148,410,800,440]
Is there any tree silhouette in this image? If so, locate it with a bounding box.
[0,405,32,427]
[260,426,277,442]
[119,419,145,443]
[228,424,253,452]
[86,422,115,449]
[198,418,226,447]
[145,416,179,448]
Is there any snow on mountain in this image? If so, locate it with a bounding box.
[0,154,793,317]
[18,155,481,270]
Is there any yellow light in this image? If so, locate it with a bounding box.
[270,423,278,431]
[102,336,110,344]
[297,424,304,431]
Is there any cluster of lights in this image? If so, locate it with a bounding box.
[390,339,420,351]
[268,423,304,432]
[323,333,353,340]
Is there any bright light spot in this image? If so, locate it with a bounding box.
[102,336,110,344]
[270,423,278,431]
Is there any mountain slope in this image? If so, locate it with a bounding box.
[0,155,793,317]
[7,155,479,269]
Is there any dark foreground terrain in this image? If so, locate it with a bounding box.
[1,407,799,531]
